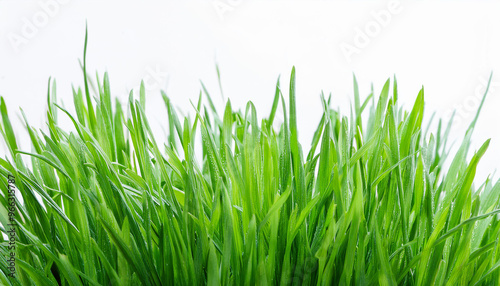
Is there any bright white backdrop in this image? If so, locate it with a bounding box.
[1,0,500,183]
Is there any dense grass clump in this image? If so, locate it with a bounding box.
[2,45,500,285]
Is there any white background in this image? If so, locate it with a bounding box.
[1,0,499,184]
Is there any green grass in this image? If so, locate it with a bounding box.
[1,39,500,285]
